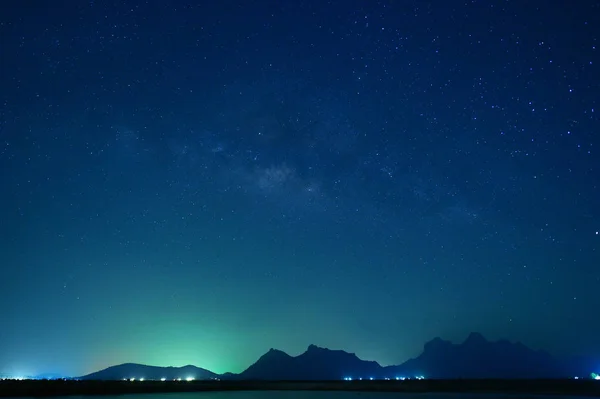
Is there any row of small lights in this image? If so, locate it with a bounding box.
[349,374,600,381]
[343,376,425,381]
[123,377,221,382]
[20,376,586,382]
[125,377,195,382]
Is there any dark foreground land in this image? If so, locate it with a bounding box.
[1,379,600,397]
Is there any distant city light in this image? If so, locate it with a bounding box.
[185,377,195,381]
[177,378,182,381]
[591,372,599,380]
[160,378,166,381]
[343,376,421,381]
[139,378,144,382]
[130,378,136,381]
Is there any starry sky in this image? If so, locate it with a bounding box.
[1,0,599,378]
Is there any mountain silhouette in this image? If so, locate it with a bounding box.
[384,332,567,379]
[78,363,217,381]
[236,344,382,380]
[74,333,592,380]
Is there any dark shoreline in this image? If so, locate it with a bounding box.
[1,379,599,397]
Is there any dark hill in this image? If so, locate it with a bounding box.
[78,363,217,381]
[384,332,566,379]
[237,344,382,380]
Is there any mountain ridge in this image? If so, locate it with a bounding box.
[76,332,596,380]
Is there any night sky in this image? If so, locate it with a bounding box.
[1,0,599,378]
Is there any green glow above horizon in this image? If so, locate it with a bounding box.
[85,327,257,376]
